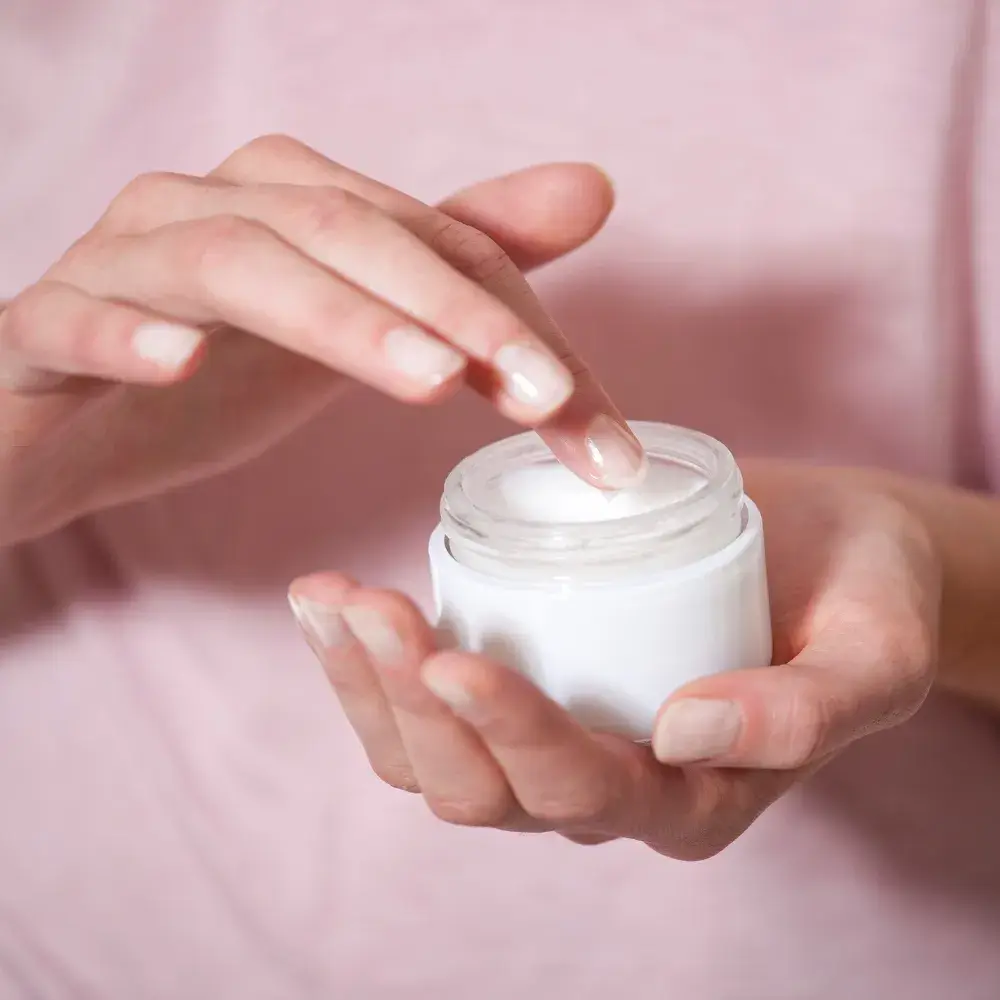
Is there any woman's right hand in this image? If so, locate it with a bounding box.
[0,136,644,545]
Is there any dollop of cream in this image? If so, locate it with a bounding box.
[490,460,705,524]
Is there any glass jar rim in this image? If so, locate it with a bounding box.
[440,421,742,565]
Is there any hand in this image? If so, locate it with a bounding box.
[0,137,643,545]
[288,461,939,858]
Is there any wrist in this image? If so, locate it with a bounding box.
[866,471,1000,712]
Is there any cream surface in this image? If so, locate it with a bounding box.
[492,460,704,523]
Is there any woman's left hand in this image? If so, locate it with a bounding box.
[289,461,940,858]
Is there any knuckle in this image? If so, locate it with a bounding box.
[778,688,831,768]
[530,784,614,827]
[3,281,120,371]
[235,133,309,167]
[427,219,512,284]
[103,171,187,230]
[324,668,373,700]
[0,287,45,351]
[49,232,105,280]
[425,788,516,828]
[286,186,368,238]
[181,215,269,288]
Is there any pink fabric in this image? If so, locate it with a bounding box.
[1,1,999,996]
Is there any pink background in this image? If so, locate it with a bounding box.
[0,2,998,996]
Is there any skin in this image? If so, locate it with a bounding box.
[1,137,996,856]
[288,470,1000,857]
[0,137,643,546]
[290,461,944,858]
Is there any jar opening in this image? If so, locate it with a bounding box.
[441,422,744,580]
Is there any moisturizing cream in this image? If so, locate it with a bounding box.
[428,422,771,741]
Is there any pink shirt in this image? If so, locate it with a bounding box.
[1,2,999,997]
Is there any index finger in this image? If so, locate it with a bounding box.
[419,649,655,835]
[213,137,646,489]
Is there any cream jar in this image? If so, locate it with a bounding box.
[428,422,771,741]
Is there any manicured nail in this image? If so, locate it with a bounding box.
[653,699,743,763]
[341,605,405,667]
[132,322,204,371]
[288,593,346,648]
[421,664,474,712]
[383,325,466,387]
[494,343,575,415]
[584,415,648,489]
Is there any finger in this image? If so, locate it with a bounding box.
[437,162,615,272]
[643,763,801,861]
[652,627,934,770]
[212,137,645,487]
[419,644,804,855]
[99,174,583,422]
[419,651,636,832]
[288,575,415,792]
[439,168,646,490]
[653,505,938,769]
[0,280,205,392]
[338,589,528,830]
[214,137,611,273]
[61,218,473,405]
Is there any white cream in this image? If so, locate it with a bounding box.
[489,461,704,523]
[429,422,771,740]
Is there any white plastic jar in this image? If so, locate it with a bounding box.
[428,422,771,741]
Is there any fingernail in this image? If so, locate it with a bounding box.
[132,322,204,371]
[653,700,743,763]
[341,605,405,667]
[383,325,466,387]
[288,593,346,648]
[584,415,648,489]
[421,665,474,712]
[494,343,574,415]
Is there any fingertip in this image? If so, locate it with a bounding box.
[653,697,745,766]
[130,321,206,380]
[287,574,358,653]
[551,161,616,231]
[288,571,359,607]
[438,161,615,272]
[653,666,833,770]
[495,161,615,240]
[561,413,649,491]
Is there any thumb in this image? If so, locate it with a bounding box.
[437,162,615,273]
[650,637,933,771]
